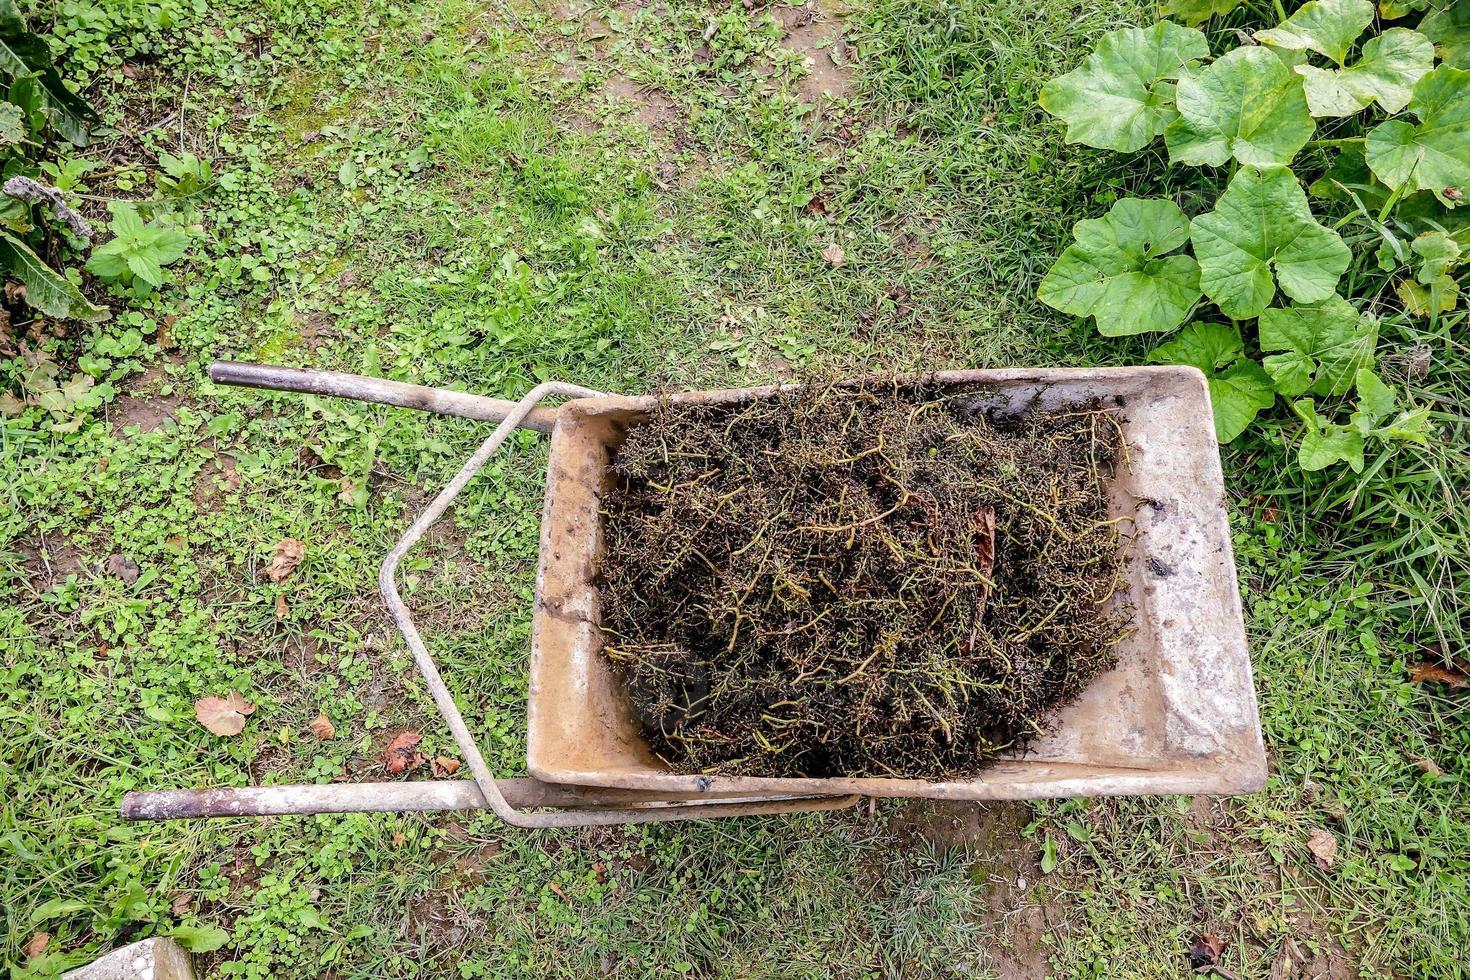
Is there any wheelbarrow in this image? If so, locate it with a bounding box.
[121,362,1265,830]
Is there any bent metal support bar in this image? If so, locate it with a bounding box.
[120,362,856,828]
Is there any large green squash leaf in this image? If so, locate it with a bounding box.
[0,0,99,146]
[1038,198,1202,336]
[1378,0,1431,19]
[1398,276,1461,314]
[1297,28,1435,117]
[1147,321,1276,442]
[1161,0,1244,25]
[1165,46,1315,167]
[1256,0,1375,64]
[1190,166,1351,319]
[1366,66,1470,207]
[1419,0,1470,68]
[1258,296,1378,396]
[1038,22,1209,152]
[0,230,108,321]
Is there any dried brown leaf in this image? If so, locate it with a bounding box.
[384,731,424,774]
[262,538,306,583]
[432,755,461,777]
[1189,933,1227,967]
[1408,662,1469,688]
[24,932,49,959]
[1411,754,1443,777]
[274,593,289,620]
[194,690,256,737]
[308,711,335,740]
[1269,938,1302,980]
[104,554,140,584]
[1306,827,1336,871]
[820,242,845,267]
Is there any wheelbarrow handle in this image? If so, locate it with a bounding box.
[120,780,857,821]
[208,361,560,433]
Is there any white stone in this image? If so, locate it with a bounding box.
[63,938,193,980]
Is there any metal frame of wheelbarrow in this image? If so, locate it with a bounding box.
[120,362,858,828]
[121,362,1267,827]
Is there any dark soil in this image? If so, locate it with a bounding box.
[598,380,1131,779]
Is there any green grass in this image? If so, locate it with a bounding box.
[3,0,1468,977]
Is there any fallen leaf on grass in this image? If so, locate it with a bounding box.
[1269,938,1303,980]
[24,932,49,959]
[171,893,193,916]
[1410,754,1443,777]
[104,554,140,584]
[384,731,424,774]
[1189,933,1227,969]
[1306,827,1336,870]
[262,538,305,583]
[308,712,335,740]
[547,881,569,901]
[194,691,256,736]
[391,831,406,848]
[432,756,461,776]
[274,594,289,620]
[820,242,845,267]
[337,478,358,504]
[220,457,242,493]
[1408,662,1468,688]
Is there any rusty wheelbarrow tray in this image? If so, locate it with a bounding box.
[529,368,1265,801]
[121,362,1263,830]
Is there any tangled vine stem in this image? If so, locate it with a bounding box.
[599,379,1133,780]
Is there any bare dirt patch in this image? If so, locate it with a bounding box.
[890,800,1057,979]
[775,1,854,106]
[601,73,682,134]
[110,361,189,437]
[11,535,90,591]
[192,453,241,512]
